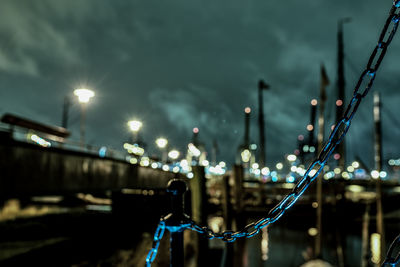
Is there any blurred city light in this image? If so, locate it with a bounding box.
[188,143,201,157]
[276,162,283,170]
[287,154,297,162]
[241,149,251,163]
[371,170,380,179]
[156,138,168,149]
[74,88,95,103]
[168,150,180,160]
[127,120,142,132]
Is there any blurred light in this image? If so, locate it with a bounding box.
[254,169,261,175]
[286,176,295,183]
[127,120,142,132]
[187,172,194,179]
[334,168,341,174]
[306,124,314,131]
[202,160,209,166]
[98,146,107,158]
[261,167,270,175]
[271,176,278,182]
[371,170,380,179]
[379,171,387,178]
[172,166,180,173]
[347,185,365,193]
[252,163,259,169]
[74,88,94,103]
[241,149,251,163]
[309,169,317,177]
[347,166,355,172]
[30,134,51,147]
[334,153,341,160]
[276,163,283,170]
[352,161,360,168]
[336,99,343,106]
[219,161,226,168]
[341,171,350,179]
[371,233,381,264]
[298,134,304,141]
[162,164,169,171]
[308,228,318,236]
[140,157,150,167]
[151,162,158,169]
[156,138,168,149]
[250,144,257,150]
[311,99,318,106]
[188,143,201,157]
[303,145,309,152]
[388,159,395,165]
[312,202,318,208]
[244,107,251,113]
[287,154,297,162]
[309,146,315,153]
[129,158,138,164]
[168,150,180,160]
[290,166,297,172]
[193,127,199,134]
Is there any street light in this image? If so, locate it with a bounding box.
[156,137,168,162]
[168,149,180,160]
[127,120,142,144]
[73,88,95,148]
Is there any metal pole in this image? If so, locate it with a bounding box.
[373,92,385,265]
[166,179,188,267]
[80,103,86,148]
[315,65,329,258]
[258,80,269,167]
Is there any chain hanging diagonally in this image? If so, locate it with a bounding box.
[145,1,400,265]
[145,218,166,267]
[382,234,400,266]
[187,0,400,243]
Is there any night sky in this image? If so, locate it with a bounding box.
[1,0,399,169]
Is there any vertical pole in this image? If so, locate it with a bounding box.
[222,175,234,267]
[361,203,370,267]
[373,92,385,265]
[80,103,86,148]
[167,179,188,267]
[233,165,245,267]
[62,96,70,129]
[336,18,350,168]
[315,65,329,258]
[258,80,269,167]
[189,166,208,266]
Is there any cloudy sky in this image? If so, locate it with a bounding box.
[0,0,399,168]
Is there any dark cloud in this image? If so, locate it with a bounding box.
[1,0,399,168]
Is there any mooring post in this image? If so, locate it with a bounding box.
[166,179,188,267]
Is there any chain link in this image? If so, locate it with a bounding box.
[382,234,400,266]
[145,218,166,267]
[146,1,400,265]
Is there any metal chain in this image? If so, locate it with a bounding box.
[382,234,400,266]
[145,218,166,267]
[186,0,400,243]
[145,1,400,265]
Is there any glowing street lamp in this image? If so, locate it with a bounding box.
[128,120,142,132]
[156,137,168,162]
[73,88,95,148]
[155,137,168,149]
[168,149,180,160]
[127,120,142,144]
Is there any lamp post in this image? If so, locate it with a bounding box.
[156,137,168,163]
[127,120,143,143]
[73,88,94,148]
